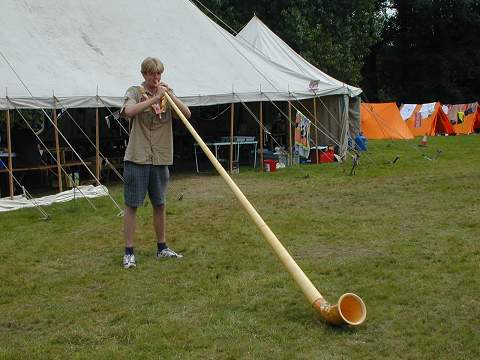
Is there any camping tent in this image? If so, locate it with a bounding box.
[455,106,480,134]
[361,102,413,139]
[0,0,365,202]
[0,1,363,156]
[446,102,480,135]
[400,102,455,136]
[235,15,362,147]
[0,0,358,110]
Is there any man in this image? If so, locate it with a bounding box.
[121,57,191,269]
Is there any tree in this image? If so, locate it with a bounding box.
[281,0,382,85]
[362,0,480,103]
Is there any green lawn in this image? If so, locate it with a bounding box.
[1,135,479,359]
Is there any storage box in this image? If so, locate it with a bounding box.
[320,150,335,163]
[309,149,335,163]
[263,159,277,172]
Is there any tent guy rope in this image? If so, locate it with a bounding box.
[1,49,124,216]
[12,106,98,211]
[0,157,50,219]
[54,97,125,182]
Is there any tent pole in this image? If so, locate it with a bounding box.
[314,97,319,164]
[53,98,63,192]
[95,106,100,185]
[229,103,234,173]
[6,109,14,199]
[288,99,292,166]
[259,101,264,172]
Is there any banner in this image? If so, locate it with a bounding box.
[294,111,310,158]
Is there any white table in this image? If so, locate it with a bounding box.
[194,141,258,173]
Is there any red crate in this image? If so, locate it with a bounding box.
[320,150,335,163]
[309,149,335,163]
[263,159,277,172]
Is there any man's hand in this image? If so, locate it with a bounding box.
[161,82,176,94]
[154,84,168,100]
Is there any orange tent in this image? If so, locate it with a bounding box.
[402,102,455,136]
[361,102,414,139]
[449,103,480,134]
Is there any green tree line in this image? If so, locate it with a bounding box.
[196,0,479,103]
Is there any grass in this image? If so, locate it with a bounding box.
[0,135,479,359]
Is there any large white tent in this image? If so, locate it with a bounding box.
[0,0,358,110]
[235,15,362,146]
[0,0,364,205]
[236,16,362,97]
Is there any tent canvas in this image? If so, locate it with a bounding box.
[361,102,413,139]
[401,102,455,136]
[236,16,362,97]
[0,0,355,110]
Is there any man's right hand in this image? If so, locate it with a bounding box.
[155,85,168,100]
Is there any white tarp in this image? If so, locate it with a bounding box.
[419,102,436,119]
[0,185,108,212]
[0,0,356,110]
[236,16,362,97]
[400,104,417,120]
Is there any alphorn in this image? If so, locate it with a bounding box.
[165,93,366,326]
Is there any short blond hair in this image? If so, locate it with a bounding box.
[141,57,164,74]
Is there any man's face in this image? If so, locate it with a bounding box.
[143,71,162,89]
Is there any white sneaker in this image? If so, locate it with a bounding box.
[123,254,136,268]
[157,247,183,259]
